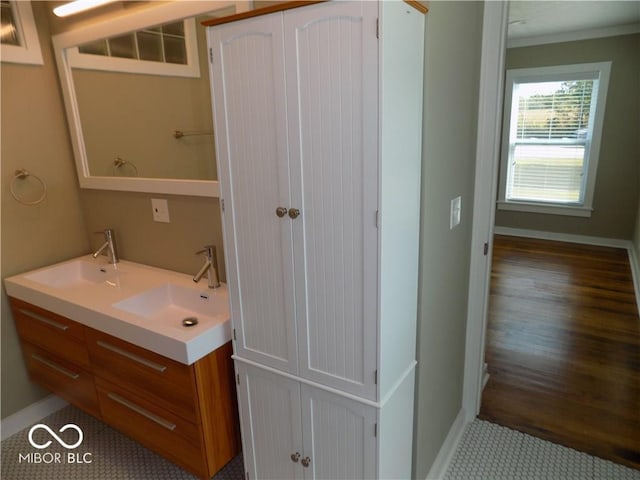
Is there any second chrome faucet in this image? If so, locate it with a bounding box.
[93,228,119,264]
[193,245,220,289]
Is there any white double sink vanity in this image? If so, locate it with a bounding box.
[6,255,231,364]
[5,256,240,479]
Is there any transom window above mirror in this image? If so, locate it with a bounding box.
[66,18,199,78]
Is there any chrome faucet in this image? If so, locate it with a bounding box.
[193,245,220,289]
[93,228,119,264]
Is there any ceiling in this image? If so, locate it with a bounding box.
[508,1,640,46]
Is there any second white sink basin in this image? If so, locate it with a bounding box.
[113,283,228,329]
[25,259,120,288]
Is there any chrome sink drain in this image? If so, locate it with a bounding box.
[182,317,199,327]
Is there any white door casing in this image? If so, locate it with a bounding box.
[462,1,509,419]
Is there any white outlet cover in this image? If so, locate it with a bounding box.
[151,198,170,223]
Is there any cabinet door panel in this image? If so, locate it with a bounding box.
[236,363,304,480]
[301,384,377,480]
[210,15,298,374]
[284,1,379,399]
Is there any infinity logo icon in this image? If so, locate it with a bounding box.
[28,424,83,450]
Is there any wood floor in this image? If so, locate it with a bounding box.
[480,235,640,470]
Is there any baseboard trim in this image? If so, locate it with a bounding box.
[1,395,67,441]
[482,362,490,391]
[494,226,630,249]
[628,245,640,317]
[425,408,468,480]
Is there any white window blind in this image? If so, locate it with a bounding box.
[507,79,595,204]
[499,63,611,217]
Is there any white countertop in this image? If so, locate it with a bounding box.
[4,255,231,365]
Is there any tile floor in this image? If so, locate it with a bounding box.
[2,405,639,479]
[1,405,243,480]
[445,420,640,480]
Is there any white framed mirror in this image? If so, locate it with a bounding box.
[52,1,250,197]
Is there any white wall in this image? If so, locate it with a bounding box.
[412,1,484,477]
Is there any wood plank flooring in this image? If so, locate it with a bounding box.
[480,235,640,470]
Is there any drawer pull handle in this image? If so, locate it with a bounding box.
[31,354,79,380]
[97,341,167,373]
[107,393,176,431]
[19,309,69,331]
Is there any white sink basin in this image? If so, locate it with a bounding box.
[114,283,228,330]
[24,259,120,288]
[5,255,231,364]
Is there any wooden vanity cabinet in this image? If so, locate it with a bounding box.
[11,298,99,417]
[12,297,91,368]
[85,328,198,422]
[9,297,240,480]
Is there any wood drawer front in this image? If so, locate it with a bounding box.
[85,329,198,422]
[96,378,207,478]
[11,298,90,368]
[22,342,100,418]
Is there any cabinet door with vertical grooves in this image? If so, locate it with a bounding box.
[236,363,304,480]
[284,1,379,399]
[209,13,299,375]
[300,383,377,480]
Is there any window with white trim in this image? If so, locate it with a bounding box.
[0,0,43,65]
[498,62,611,217]
[78,21,188,65]
[66,18,200,78]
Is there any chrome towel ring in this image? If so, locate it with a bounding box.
[10,169,47,206]
[113,157,138,176]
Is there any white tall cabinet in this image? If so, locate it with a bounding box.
[207,2,426,478]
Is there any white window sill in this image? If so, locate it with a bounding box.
[496,201,593,218]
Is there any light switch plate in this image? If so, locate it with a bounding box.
[151,198,170,223]
[450,196,461,229]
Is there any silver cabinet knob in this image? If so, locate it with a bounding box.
[301,456,311,468]
[288,208,300,219]
[276,207,288,218]
[291,452,300,463]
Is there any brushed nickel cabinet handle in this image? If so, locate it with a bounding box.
[276,207,288,217]
[31,353,79,380]
[19,309,69,331]
[288,208,300,219]
[107,393,176,431]
[97,341,167,373]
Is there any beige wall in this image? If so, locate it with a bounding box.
[412,1,483,477]
[1,2,90,418]
[81,190,225,280]
[495,34,640,239]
